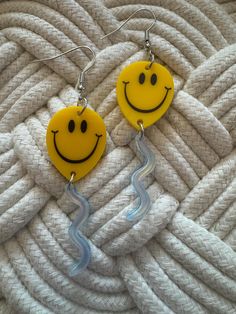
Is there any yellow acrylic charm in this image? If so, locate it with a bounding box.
[116,61,174,130]
[46,106,106,182]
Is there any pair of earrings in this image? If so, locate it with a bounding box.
[36,9,174,276]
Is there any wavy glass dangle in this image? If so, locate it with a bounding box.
[66,180,91,276]
[127,131,156,222]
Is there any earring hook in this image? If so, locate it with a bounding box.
[33,45,96,101]
[101,8,156,42]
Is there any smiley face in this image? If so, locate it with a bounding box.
[46,106,106,182]
[116,61,174,129]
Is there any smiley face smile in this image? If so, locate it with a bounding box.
[52,130,102,164]
[123,81,172,113]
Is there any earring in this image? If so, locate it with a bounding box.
[34,46,106,276]
[102,9,174,222]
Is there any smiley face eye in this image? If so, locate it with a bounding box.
[80,120,87,133]
[68,120,75,133]
[151,73,157,85]
[139,73,145,84]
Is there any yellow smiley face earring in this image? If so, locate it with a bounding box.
[34,46,106,276]
[102,9,174,222]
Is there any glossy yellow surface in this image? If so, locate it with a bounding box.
[46,106,106,182]
[116,61,174,130]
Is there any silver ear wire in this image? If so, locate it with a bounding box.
[101,8,156,68]
[101,8,156,41]
[33,45,96,109]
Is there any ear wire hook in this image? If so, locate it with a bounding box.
[101,8,156,41]
[101,8,156,68]
[33,45,96,110]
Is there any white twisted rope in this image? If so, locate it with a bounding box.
[0,0,236,313]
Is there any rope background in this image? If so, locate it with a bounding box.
[0,0,236,313]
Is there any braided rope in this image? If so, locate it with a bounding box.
[0,0,236,313]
